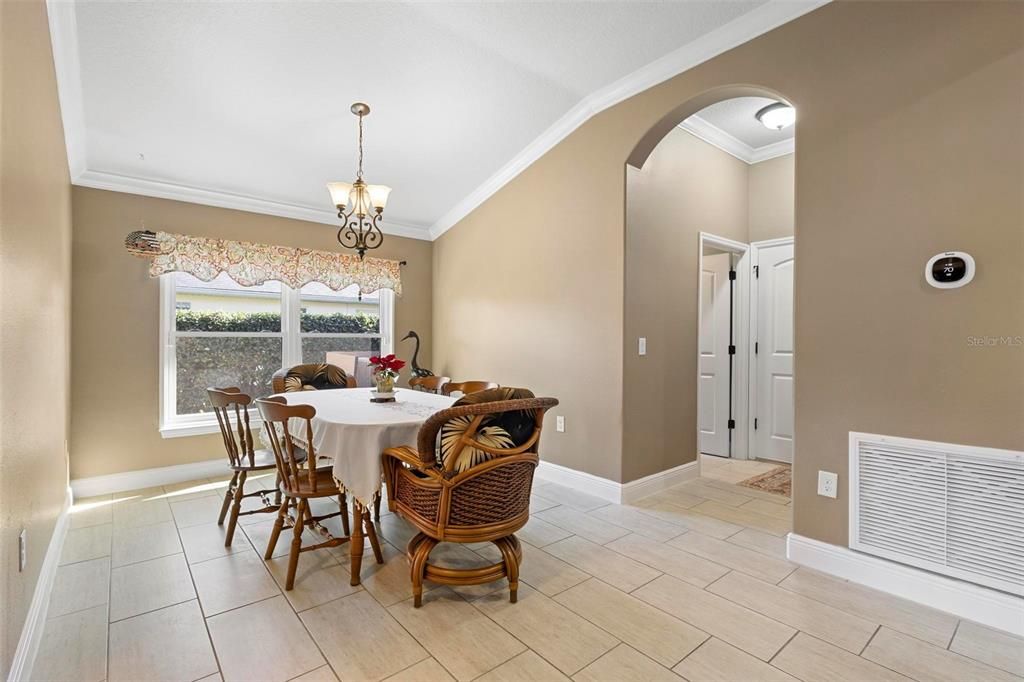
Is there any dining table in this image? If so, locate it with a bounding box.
[275,387,456,584]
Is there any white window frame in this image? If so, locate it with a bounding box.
[159,274,394,438]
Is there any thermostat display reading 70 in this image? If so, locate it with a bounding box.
[925,251,975,289]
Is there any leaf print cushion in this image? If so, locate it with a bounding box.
[282,363,349,392]
[439,387,537,473]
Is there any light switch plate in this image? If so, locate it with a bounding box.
[556,416,565,433]
[817,471,838,498]
[638,337,647,356]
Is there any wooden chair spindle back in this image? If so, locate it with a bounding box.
[207,387,257,468]
[256,397,320,494]
[408,375,451,394]
[441,380,499,397]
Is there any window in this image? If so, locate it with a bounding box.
[160,273,393,437]
[299,281,384,363]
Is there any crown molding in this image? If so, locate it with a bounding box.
[75,170,432,241]
[428,0,826,239]
[678,114,754,163]
[47,0,87,178]
[748,136,795,163]
[678,114,795,165]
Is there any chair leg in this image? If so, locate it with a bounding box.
[264,499,289,560]
[225,470,247,546]
[217,471,239,526]
[373,494,381,522]
[495,536,521,603]
[285,498,307,590]
[408,533,438,608]
[363,509,384,564]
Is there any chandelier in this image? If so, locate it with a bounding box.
[327,102,392,259]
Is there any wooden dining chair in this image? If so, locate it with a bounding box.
[208,387,294,546]
[272,363,356,393]
[441,380,499,396]
[256,396,384,590]
[382,387,558,607]
[408,375,451,394]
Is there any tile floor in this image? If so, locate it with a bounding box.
[34,459,1023,682]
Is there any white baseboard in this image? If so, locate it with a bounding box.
[72,455,694,507]
[536,461,621,503]
[536,460,698,505]
[9,486,73,682]
[621,461,699,504]
[787,533,1024,638]
[71,458,227,498]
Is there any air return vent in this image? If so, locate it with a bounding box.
[849,432,1024,596]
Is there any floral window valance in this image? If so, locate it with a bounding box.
[125,230,402,295]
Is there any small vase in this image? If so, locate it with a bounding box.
[374,372,395,394]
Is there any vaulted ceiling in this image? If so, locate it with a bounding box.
[50,1,822,240]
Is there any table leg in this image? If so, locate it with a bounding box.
[349,499,365,586]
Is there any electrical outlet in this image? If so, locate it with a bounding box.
[18,529,27,572]
[817,471,838,498]
[638,337,647,356]
[555,416,565,433]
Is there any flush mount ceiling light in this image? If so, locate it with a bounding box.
[328,102,392,259]
[755,102,796,131]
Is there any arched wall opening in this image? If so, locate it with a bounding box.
[622,85,797,491]
[431,2,1022,551]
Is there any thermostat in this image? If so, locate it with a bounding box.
[925,251,974,289]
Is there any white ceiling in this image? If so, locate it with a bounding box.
[51,1,822,240]
[697,97,795,148]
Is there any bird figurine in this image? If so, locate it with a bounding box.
[401,331,434,378]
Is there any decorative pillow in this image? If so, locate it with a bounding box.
[282,363,348,392]
[439,387,536,473]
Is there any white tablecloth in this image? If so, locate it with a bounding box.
[276,388,455,505]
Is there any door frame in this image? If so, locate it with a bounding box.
[696,232,751,461]
[747,236,795,463]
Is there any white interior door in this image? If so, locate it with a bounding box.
[753,240,794,463]
[699,253,732,457]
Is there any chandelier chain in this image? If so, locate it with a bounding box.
[356,112,364,180]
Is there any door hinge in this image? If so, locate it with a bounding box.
[728,344,736,355]
[727,419,736,429]
[754,418,759,430]
[755,341,759,354]
[728,269,736,281]
[753,265,759,278]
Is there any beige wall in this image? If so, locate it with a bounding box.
[623,128,748,481]
[748,153,794,242]
[70,188,433,479]
[0,1,73,675]
[433,1,1024,547]
[432,128,627,481]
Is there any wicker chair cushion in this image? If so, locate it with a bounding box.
[439,387,537,473]
[282,363,348,392]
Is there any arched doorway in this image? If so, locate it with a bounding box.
[623,86,797,499]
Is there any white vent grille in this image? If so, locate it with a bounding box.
[850,433,1024,596]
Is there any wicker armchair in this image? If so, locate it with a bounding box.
[272,363,356,393]
[382,388,558,607]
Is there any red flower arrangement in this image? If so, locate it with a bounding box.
[369,353,405,379]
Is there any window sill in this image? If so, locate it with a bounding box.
[160,420,221,439]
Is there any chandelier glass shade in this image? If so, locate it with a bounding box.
[329,103,392,259]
